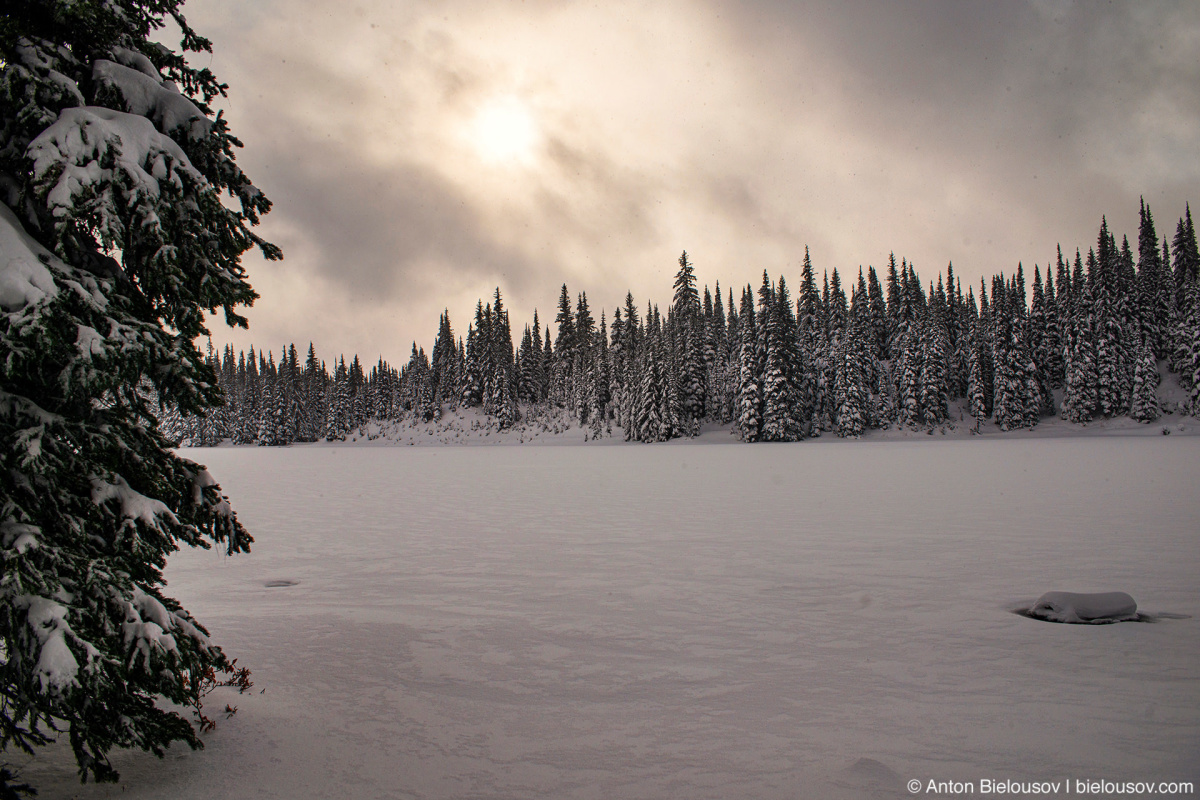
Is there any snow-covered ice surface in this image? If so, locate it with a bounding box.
[22,438,1200,799]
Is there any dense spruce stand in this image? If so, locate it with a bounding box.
[1,0,276,793]
[173,203,1200,447]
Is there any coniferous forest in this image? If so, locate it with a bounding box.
[172,201,1200,446]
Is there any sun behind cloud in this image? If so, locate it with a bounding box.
[468,95,540,166]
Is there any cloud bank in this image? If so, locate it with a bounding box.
[185,0,1200,363]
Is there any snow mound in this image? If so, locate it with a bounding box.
[1026,591,1138,624]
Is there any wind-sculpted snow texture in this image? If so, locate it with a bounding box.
[21,438,1200,799]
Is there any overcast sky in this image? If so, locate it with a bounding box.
[186,0,1200,365]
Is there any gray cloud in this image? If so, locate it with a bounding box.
[709,0,1200,247]
[188,0,1199,362]
[263,137,535,299]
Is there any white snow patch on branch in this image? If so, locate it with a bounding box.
[108,47,161,81]
[189,467,216,503]
[0,389,64,426]
[91,474,179,529]
[14,39,54,70]
[15,595,80,694]
[28,106,206,222]
[93,59,211,141]
[47,69,85,106]
[118,587,210,669]
[184,467,233,516]
[75,324,105,359]
[2,521,42,553]
[0,203,61,311]
[15,424,45,462]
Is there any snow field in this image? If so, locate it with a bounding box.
[21,438,1200,799]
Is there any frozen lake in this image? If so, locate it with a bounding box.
[25,438,1200,798]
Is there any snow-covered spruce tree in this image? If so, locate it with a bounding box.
[1171,212,1200,396]
[944,268,967,400]
[486,289,519,429]
[572,291,595,426]
[1061,281,1100,423]
[895,328,922,428]
[797,259,828,435]
[1046,248,1069,389]
[1171,205,1198,314]
[635,327,671,442]
[615,297,640,439]
[460,311,484,408]
[1136,200,1166,359]
[1180,277,1200,414]
[832,279,867,436]
[551,284,576,408]
[833,324,869,438]
[346,355,366,430]
[1029,266,1056,416]
[671,251,705,435]
[516,324,538,404]
[989,278,1018,431]
[325,357,350,440]
[965,329,987,432]
[1128,337,1159,423]
[1092,228,1129,418]
[759,275,803,442]
[404,343,435,421]
[430,311,457,406]
[701,284,724,423]
[590,312,612,437]
[1,0,278,789]
[734,285,761,442]
[299,343,325,440]
[235,346,260,444]
[919,302,950,428]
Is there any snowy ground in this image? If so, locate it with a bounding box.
[20,438,1200,799]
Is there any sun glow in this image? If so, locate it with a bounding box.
[469,96,540,166]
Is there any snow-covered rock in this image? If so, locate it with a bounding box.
[1028,591,1138,623]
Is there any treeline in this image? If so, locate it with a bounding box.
[169,200,1200,445]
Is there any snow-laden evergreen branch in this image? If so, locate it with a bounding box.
[2,0,275,790]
